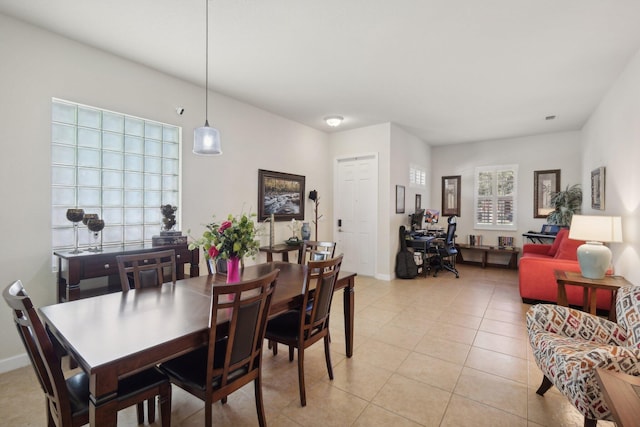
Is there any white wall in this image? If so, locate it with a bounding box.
[430,132,582,249]
[330,123,391,278]
[389,124,432,276]
[0,14,330,369]
[581,48,640,285]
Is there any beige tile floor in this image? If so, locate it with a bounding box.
[0,264,617,426]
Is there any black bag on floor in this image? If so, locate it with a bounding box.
[395,226,418,279]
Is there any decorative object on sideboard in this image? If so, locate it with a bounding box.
[161,204,178,231]
[86,218,105,252]
[308,190,323,240]
[546,184,582,226]
[569,215,622,279]
[81,213,99,251]
[66,208,84,254]
[153,205,186,246]
[192,0,222,156]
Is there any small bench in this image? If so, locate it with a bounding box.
[455,244,519,269]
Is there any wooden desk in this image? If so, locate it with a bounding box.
[595,369,640,427]
[40,262,356,427]
[259,244,302,262]
[406,236,436,277]
[554,270,632,321]
[54,244,200,303]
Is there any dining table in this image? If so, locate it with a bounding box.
[39,261,356,427]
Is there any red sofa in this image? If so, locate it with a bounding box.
[518,228,612,310]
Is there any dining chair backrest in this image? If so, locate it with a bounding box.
[116,249,176,291]
[206,269,279,396]
[3,280,76,426]
[298,241,336,265]
[302,254,343,335]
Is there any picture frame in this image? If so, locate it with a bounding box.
[395,185,405,214]
[415,194,422,211]
[257,169,305,221]
[441,175,461,217]
[534,169,560,218]
[591,167,605,210]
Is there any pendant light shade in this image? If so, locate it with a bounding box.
[193,0,222,156]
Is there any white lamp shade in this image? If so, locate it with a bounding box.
[568,215,622,242]
[193,124,222,155]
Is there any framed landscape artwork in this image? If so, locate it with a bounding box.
[441,176,461,217]
[534,169,560,218]
[258,169,305,221]
[591,167,605,210]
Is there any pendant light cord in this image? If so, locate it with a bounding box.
[204,0,209,124]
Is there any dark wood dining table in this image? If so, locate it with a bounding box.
[39,262,356,427]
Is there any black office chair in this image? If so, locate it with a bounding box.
[429,216,459,278]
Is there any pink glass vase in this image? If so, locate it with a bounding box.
[226,256,241,283]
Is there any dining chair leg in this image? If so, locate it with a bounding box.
[254,374,267,427]
[159,382,172,427]
[147,397,156,423]
[324,335,334,380]
[270,340,278,356]
[136,402,144,424]
[297,348,306,407]
[288,345,294,362]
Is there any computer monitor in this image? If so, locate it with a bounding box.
[410,209,425,231]
[425,209,440,225]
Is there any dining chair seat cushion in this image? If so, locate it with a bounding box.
[66,367,169,417]
[160,343,249,391]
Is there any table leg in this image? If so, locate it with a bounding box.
[90,398,118,427]
[582,287,590,312]
[589,289,598,315]
[343,280,355,358]
[609,290,618,322]
[557,283,568,307]
[282,252,289,262]
[266,253,274,262]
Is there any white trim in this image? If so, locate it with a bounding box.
[474,164,518,230]
[0,352,31,374]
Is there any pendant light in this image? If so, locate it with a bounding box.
[193,0,222,155]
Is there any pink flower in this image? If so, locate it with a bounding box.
[208,246,219,259]
[218,221,232,233]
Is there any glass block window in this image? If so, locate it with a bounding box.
[474,165,517,230]
[51,98,181,253]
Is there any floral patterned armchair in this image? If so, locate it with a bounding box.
[526,285,640,427]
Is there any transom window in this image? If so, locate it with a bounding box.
[474,165,517,230]
[409,164,426,188]
[51,98,181,253]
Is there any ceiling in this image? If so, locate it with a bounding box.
[2,0,640,145]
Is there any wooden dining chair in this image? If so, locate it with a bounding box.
[298,241,336,265]
[159,269,279,427]
[265,254,343,406]
[115,249,176,421]
[116,249,176,291]
[2,280,172,427]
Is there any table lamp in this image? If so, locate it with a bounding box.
[568,215,622,279]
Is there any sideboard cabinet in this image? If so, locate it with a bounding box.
[54,244,199,303]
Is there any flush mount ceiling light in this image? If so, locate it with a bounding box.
[324,116,344,127]
[193,0,222,156]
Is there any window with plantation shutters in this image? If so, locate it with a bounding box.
[474,165,517,230]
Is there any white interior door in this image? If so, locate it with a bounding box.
[334,154,378,276]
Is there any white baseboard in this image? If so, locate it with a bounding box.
[0,353,30,374]
[375,273,392,281]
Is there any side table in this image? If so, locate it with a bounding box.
[554,270,632,321]
[259,244,302,262]
[595,369,640,427]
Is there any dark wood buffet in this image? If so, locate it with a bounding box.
[53,243,200,302]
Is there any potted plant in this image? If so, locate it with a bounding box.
[546,184,582,226]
